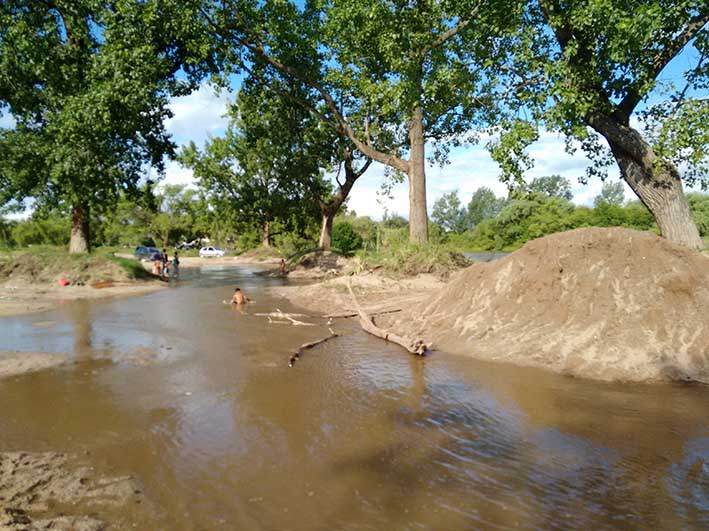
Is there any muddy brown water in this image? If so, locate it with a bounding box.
[1,265,708,530]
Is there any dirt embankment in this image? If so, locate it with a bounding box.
[0,452,152,530]
[0,252,164,317]
[380,227,709,383]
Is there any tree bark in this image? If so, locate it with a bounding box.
[408,105,428,244]
[319,211,334,250]
[69,203,90,254]
[262,221,271,248]
[589,113,703,250]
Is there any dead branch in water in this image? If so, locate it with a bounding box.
[265,309,316,326]
[255,311,310,318]
[289,328,341,367]
[323,308,403,319]
[346,280,428,356]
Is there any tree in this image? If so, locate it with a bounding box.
[528,175,573,200]
[0,1,208,252]
[499,1,708,249]
[594,181,626,207]
[199,0,516,244]
[432,191,467,233]
[687,193,709,237]
[181,88,323,248]
[466,187,507,227]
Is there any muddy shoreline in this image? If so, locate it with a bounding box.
[0,279,166,318]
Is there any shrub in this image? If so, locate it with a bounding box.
[332,221,363,254]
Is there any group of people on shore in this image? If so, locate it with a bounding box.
[152,248,179,279]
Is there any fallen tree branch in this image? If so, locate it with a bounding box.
[323,308,403,319]
[346,280,428,356]
[289,328,341,367]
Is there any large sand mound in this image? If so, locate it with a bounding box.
[390,228,709,383]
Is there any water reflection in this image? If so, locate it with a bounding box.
[0,266,707,530]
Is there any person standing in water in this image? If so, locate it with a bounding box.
[161,248,169,279]
[172,252,180,279]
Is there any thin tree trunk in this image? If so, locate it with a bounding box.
[408,105,428,245]
[589,113,703,250]
[69,203,90,254]
[262,221,271,248]
[318,212,334,250]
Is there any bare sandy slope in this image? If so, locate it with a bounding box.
[269,272,446,317]
[0,279,165,317]
[381,228,709,383]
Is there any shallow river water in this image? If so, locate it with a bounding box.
[1,265,708,530]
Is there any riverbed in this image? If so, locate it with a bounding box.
[0,264,707,529]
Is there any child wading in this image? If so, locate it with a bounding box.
[172,252,180,279]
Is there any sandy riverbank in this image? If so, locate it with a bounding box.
[272,228,709,384]
[268,272,446,317]
[0,279,166,317]
[0,451,152,529]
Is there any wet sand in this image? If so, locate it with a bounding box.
[0,279,166,317]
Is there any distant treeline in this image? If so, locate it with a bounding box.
[3,176,707,255]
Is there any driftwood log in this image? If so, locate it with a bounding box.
[346,280,427,356]
[288,329,341,367]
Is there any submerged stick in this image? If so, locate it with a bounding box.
[289,328,341,367]
[346,280,427,356]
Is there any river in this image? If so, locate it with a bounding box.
[1,265,707,529]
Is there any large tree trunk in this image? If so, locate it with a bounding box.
[590,114,702,250]
[262,221,271,248]
[318,212,334,250]
[408,105,428,245]
[69,203,90,254]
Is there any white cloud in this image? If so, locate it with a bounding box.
[165,83,232,147]
[162,160,197,188]
[0,111,16,129]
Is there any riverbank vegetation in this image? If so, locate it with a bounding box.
[1,1,708,258]
[0,246,152,285]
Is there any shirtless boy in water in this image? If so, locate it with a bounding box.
[231,287,248,305]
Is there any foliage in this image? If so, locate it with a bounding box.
[687,193,709,237]
[332,221,363,255]
[594,181,626,207]
[0,0,209,248]
[432,191,467,233]
[527,175,573,201]
[10,214,70,247]
[466,187,507,227]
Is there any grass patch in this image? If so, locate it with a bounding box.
[0,245,151,283]
[356,243,471,279]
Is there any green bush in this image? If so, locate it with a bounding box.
[332,221,363,254]
[11,217,70,247]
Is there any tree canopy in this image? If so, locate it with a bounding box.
[0,0,210,252]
